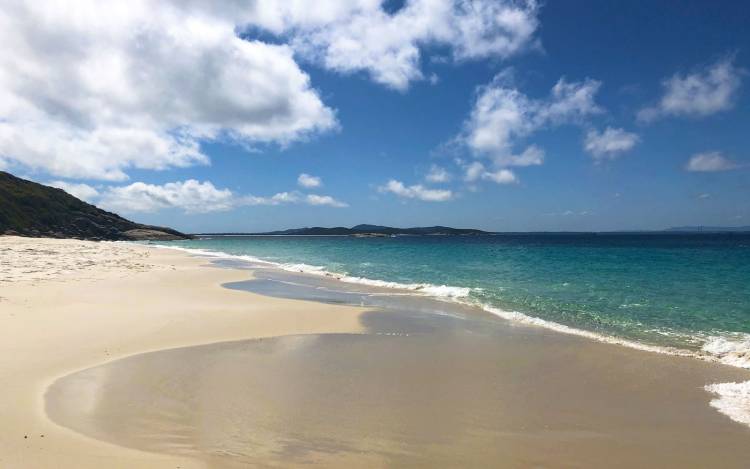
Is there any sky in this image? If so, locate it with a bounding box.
[0,0,748,232]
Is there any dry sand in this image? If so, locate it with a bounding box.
[0,236,365,468]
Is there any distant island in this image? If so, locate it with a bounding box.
[0,171,191,241]
[663,226,750,233]
[199,224,490,237]
[196,224,750,237]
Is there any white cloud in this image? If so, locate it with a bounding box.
[544,209,590,217]
[379,179,453,201]
[482,168,517,184]
[100,180,236,213]
[638,57,742,122]
[240,192,302,206]
[425,165,452,183]
[462,73,602,162]
[0,1,337,181]
[240,191,344,207]
[463,161,486,182]
[462,161,517,184]
[583,127,639,160]
[47,181,100,203]
[97,180,348,213]
[305,194,348,207]
[685,152,739,172]
[249,0,540,90]
[493,145,545,167]
[297,173,322,188]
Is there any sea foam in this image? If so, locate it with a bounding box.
[278,263,472,298]
[705,381,750,427]
[701,333,750,369]
[154,244,472,299]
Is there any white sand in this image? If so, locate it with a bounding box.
[0,236,365,468]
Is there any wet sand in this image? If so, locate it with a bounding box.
[47,303,750,467]
[0,237,364,468]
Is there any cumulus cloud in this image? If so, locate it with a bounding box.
[425,165,452,183]
[47,181,100,203]
[638,57,742,122]
[450,73,602,189]
[462,73,602,163]
[84,179,349,214]
[685,152,739,172]
[379,179,453,201]
[297,173,323,188]
[463,161,485,182]
[240,191,346,207]
[248,0,541,90]
[482,168,517,184]
[305,194,348,207]
[99,180,237,214]
[583,127,639,160]
[494,145,545,167]
[0,1,337,181]
[240,191,303,206]
[462,161,517,184]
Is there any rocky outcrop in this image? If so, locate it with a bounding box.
[121,229,187,241]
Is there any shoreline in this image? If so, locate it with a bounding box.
[2,236,749,467]
[0,236,367,468]
[152,243,750,371]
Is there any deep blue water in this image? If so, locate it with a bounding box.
[158,233,750,362]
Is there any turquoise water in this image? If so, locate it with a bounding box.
[158,234,750,364]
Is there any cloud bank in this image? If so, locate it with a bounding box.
[45,179,349,214]
[0,1,337,181]
[249,0,541,90]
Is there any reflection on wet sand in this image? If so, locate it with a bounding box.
[47,306,750,468]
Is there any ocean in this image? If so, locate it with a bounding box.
[155,233,750,369]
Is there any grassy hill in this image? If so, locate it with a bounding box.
[0,171,190,240]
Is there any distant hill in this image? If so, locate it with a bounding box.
[200,224,490,237]
[664,226,750,233]
[0,171,191,241]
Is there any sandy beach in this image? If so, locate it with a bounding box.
[2,236,750,468]
[0,236,365,468]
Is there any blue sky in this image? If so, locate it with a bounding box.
[1,1,748,232]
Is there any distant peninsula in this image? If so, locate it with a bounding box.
[197,225,750,237]
[0,171,191,241]
[663,226,750,233]
[199,224,490,237]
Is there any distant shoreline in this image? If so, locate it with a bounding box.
[190,230,750,236]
